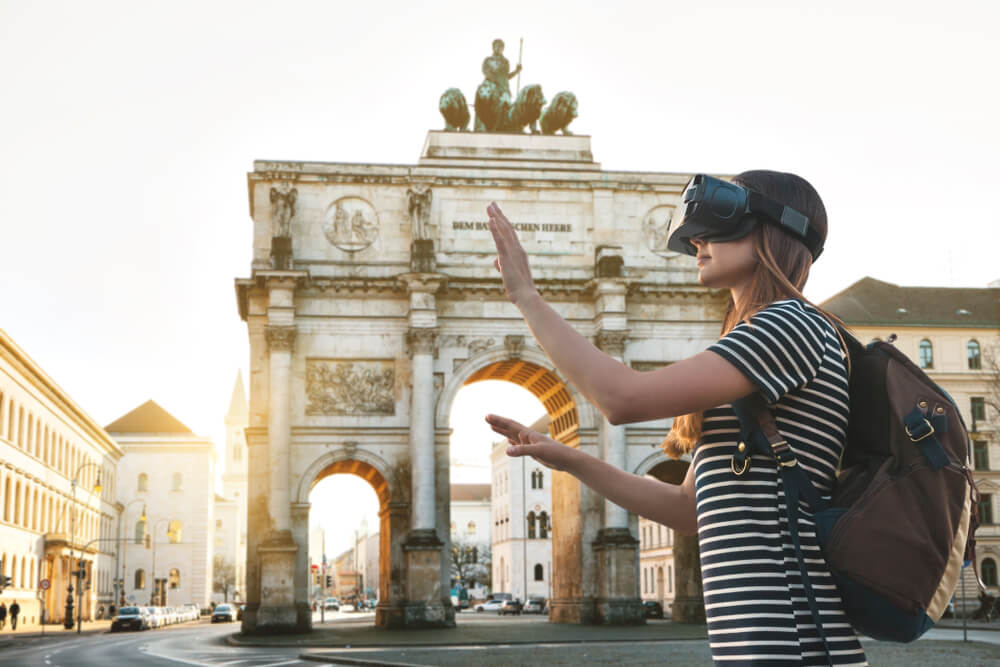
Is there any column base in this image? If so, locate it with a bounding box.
[246,530,308,634]
[401,529,455,629]
[548,597,597,624]
[592,527,645,625]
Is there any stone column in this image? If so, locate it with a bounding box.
[407,328,436,532]
[652,459,705,623]
[265,324,295,534]
[290,503,312,631]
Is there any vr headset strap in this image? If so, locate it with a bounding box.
[747,191,824,259]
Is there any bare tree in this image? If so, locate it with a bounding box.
[213,555,236,602]
[450,537,490,588]
[983,344,1000,426]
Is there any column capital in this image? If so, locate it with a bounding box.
[266,325,297,352]
[398,272,445,294]
[595,330,628,357]
[406,327,439,356]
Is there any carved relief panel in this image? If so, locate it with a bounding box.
[306,359,395,415]
[323,196,380,252]
[642,205,678,257]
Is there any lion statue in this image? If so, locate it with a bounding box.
[474,82,546,133]
[473,80,510,132]
[506,84,546,134]
[439,88,470,131]
[540,91,578,135]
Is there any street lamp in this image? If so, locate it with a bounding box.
[118,500,147,608]
[65,462,106,631]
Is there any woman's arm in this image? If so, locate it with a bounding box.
[488,202,755,423]
[487,414,699,535]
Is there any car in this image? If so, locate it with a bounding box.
[474,599,504,613]
[211,603,237,623]
[523,598,546,614]
[642,600,665,619]
[147,607,165,629]
[111,606,149,632]
[499,599,523,616]
[237,604,245,621]
[324,597,340,611]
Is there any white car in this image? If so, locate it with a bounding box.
[145,607,162,628]
[475,599,504,613]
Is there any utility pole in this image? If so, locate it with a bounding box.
[320,527,326,624]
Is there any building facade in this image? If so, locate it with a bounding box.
[214,373,249,603]
[490,416,553,602]
[823,277,1000,604]
[106,400,216,609]
[638,516,675,612]
[449,483,491,597]
[1,329,122,626]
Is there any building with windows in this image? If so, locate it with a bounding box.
[823,277,1000,601]
[638,515,675,612]
[106,400,216,609]
[449,483,490,596]
[213,373,248,603]
[0,329,122,627]
[490,415,552,602]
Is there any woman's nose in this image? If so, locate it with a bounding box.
[690,237,706,249]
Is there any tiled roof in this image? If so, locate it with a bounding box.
[104,399,195,434]
[450,484,491,502]
[821,277,1000,328]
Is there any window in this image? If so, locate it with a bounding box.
[216,519,222,530]
[169,568,180,589]
[968,340,982,370]
[979,494,994,525]
[983,558,998,587]
[527,511,536,539]
[137,473,148,492]
[538,511,549,539]
[974,441,990,471]
[971,397,986,423]
[918,340,933,369]
[168,520,182,543]
[466,520,476,536]
[233,442,242,461]
[534,563,544,581]
[171,472,183,491]
[134,519,146,544]
[135,568,146,589]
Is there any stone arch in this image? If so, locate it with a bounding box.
[294,449,392,507]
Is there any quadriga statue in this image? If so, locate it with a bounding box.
[439,88,470,131]
[539,91,578,135]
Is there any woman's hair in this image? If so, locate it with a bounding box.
[661,170,841,459]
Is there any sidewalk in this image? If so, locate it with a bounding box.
[0,619,112,647]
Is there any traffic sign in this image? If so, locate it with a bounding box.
[128,595,135,601]
[39,578,50,590]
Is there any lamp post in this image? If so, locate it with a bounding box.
[64,462,104,631]
[118,500,147,608]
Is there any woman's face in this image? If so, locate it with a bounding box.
[691,235,757,291]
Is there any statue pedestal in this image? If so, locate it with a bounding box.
[401,530,455,628]
[592,527,644,625]
[419,131,598,171]
[253,531,308,634]
[671,532,706,623]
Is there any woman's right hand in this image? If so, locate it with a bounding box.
[485,414,576,472]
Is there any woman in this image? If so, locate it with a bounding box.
[485,170,867,666]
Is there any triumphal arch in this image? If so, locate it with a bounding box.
[235,129,728,633]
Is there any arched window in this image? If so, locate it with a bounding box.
[137,473,148,492]
[527,511,536,539]
[168,519,182,543]
[538,511,549,539]
[171,472,183,491]
[135,568,146,589]
[134,519,146,544]
[968,340,982,370]
[466,520,476,536]
[169,568,180,589]
[534,563,544,581]
[919,339,933,369]
[982,558,998,587]
[450,521,456,534]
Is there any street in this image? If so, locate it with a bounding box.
[1,611,999,667]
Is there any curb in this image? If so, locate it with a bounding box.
[226,633,708,649]
[300,655,423,667]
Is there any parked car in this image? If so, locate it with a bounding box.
[523,598,546,614]
[111,606,149,632]
[211,603,237,623]
[324,597,340,611]
[148,607,165,629]
[642,600,665,619]
[475,599,504,613]
[499,599,523,616]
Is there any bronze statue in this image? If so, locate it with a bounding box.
[439,88,470,131]
[540,91,578,135]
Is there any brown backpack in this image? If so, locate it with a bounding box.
[732,328,979,650]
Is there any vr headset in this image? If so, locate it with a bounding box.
[666,174,824,260]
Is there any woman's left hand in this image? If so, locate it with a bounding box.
[487,202,538,306]
[485,413,576,472]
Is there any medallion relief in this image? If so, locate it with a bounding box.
[642,205,678,257]
[323,196,379,252]
[306,359,395,416]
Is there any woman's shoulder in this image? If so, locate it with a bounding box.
[748,298,833,336]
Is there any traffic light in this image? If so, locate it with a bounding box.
[326,575,333,588]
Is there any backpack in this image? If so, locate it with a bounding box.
[731,327,979,649]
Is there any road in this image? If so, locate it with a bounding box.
[0,611,997,667]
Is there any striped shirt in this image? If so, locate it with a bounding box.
[696,299,867,665]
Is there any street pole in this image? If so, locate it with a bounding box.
[320,527,326,624]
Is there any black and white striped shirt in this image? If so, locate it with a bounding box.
[697,299,867,665]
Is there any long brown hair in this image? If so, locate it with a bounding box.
[661,170,840,459]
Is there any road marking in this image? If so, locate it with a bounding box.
[255,661,303,667]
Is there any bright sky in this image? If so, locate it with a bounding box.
[2,1,997,548]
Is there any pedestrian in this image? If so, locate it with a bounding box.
[485,171,867,665]
[0,601,7,629]
[9,600,20,630]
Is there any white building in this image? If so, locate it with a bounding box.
[638,516,675,612]
[449,483,491,596]
[490,416,552,602]
[213,373,248,603]
[1,329,122,626]
[106,400,216,609]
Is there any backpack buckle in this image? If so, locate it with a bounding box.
[770,440,798,467]
[905,417,934,442]
[731,455,751,476]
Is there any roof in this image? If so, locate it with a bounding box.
[450,484,491,502]
[227,371,248,419]
[104,399,195,434]
[821,277,1000,328]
